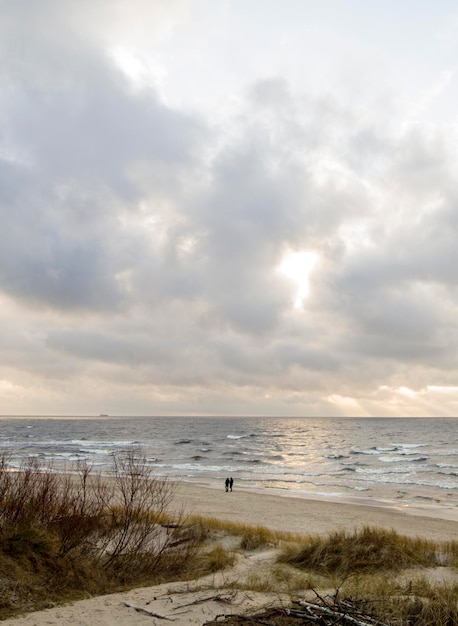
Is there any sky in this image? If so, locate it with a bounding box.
[1,0,458,417]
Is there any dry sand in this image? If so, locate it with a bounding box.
[4,483,458,626]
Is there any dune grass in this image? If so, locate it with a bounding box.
[277,526,458,625]
[187,514,304,549]
[194,543,236,574]
[190,518,458,624]
[278,526,448,574]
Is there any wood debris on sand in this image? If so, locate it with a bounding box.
[204,596,389,626]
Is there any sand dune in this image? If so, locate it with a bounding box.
[3,484,458,625]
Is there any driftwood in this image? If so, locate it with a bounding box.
[122,601,175,620]
[174,591,237,609]
[206,597,389,625]
[291,597,388,626]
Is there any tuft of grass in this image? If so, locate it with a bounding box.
[435,539,458,567]
[187,515,304,547]
[243,570,276,593]
[268,563,329,595]
[400,585,458,626]
[279,526,440,575]
[341,575,458,626]
[195,544,236,574]
[239,526,273,551]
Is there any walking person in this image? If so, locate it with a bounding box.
[229,477,233,492]
[225,477,229,492]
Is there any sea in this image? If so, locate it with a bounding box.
[1,416,457,520]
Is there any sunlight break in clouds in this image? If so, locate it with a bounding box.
[277,250,319,309]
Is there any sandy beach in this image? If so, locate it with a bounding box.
[171,482,458,542]
[4,484,458,625]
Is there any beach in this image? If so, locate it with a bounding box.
[170,482,458,542]
[3,484,458,626]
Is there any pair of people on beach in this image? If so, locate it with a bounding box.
[225,477,233,492]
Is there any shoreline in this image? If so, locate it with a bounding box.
[171,481,458,542]
[263,487,458,523]
[177,478,458,522]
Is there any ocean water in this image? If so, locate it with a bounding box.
[1,416,457,518]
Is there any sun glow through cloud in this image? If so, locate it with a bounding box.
[277,250,319,308]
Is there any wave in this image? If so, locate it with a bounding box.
[351,444,428,457]
[78,448,114,456]
[72,439,136,447]
[350,474,458,490]
[354,465,413,475]
[436,463,458,469]
[163,463,231,473]
[350,447,380,456]
[379,455,428,463]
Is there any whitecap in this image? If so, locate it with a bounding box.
[379,455,427,463]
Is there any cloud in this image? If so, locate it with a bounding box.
[1,1,458,416]
[0,1,207,314]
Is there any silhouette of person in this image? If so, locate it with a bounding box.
[225,477,229,492]
[229,477,233,491]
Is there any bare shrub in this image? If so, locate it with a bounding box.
[0,449,204,592]
[51,464,113,557]
[82,447,186,580]
[0,457,43,528]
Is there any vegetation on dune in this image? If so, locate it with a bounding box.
[187,514,301,550]
[277,526,458,625]
[0,450,208,618]
[278,526,443,574]
[1,457,458,624]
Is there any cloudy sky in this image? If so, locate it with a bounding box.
[1,0,458,417]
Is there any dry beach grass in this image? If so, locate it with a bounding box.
[0,455,458,624]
